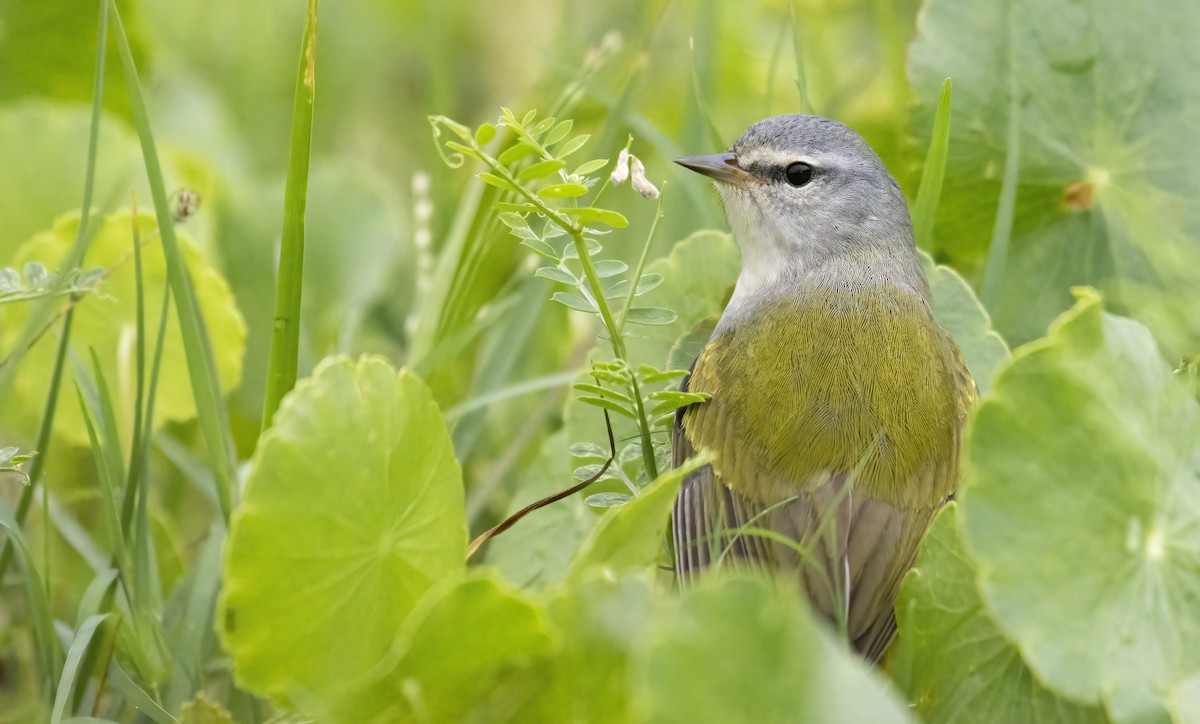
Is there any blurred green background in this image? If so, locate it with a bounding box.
[3,0,1199,720]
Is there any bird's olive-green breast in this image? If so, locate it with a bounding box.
[685,279,961,508]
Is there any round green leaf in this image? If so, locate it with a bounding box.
[960,290,1200,721]
[0,103,216,264]
[921,250,1010,394]
[894,505,1105,724]
[355,573,554,722]
[633,577,913,724]
[219,357,466,706]
[2,211,245,447]
[911,0,1200,352]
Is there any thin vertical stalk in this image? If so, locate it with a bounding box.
[262,0,319,428]
[109,0,237,521]
[912,79,953,251]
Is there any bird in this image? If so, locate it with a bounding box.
[671,115,974,662]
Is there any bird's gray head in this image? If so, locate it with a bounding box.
[676,115,921,296]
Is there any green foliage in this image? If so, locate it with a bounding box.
[635,578,912,723]
[3,0,1198,721]
[894,507,1105,723]
[920,251,1010,393]
[960,290,1200,721]
[431,106,697,488]
[0,445,36,483]
[0,261,104,305]
[2,212,244,447]
[219,357,466,706]
[261,0,319,429]
[911,0,1200,354]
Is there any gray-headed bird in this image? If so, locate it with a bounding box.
[672,115,975,662]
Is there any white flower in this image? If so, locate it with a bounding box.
[629,155,659,199]
[610,147,630,186]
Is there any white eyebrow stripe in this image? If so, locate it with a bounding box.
[737,147,818,168]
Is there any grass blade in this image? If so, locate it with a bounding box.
[262,0,319,428]
[981,73,1022,308]
[789,0,813,114]
[108,0,238,521]
[0,499,62,690]
[0,0,109,580]
[73,381,129,575]
[911,78,953,251]
[51,613,114,724]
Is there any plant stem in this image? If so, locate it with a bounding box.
[263,0,319,429]
[480,153,659,480]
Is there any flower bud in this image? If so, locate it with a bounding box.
[629,156,659,199]
[610,147,630,186]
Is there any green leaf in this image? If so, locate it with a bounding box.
[911,78,952,251]
[444,141,485,163]
[641,368,689,385]
[487,433,591,589]
[477,172,516,191]
[560,237,602,259]
[556,134,590,158]
[261,0,317,429]
[593,260,628,278]
[633,578,912,724]
[576,395,637,420]
[606,272,664,299]
[534,266,576,285]
[520,238,558,261]
[568,453,710,580]
[220,357,466,708]
[551,291,596,313]
[498,141,538,166]
[178,692,234,724]
[544,119,573,147]
[910,0,1200,352]
[648,390,709,416]
[624,307,678,326]
[572,382,634,404]
[51,614,115,724]
[573,158,609,176]
[574,463,618,482]
[518,158,565,181]
[474,122,496,146]
[921,251,1010,394]
[568,441,608,460]
[3,212,245,448]
[330,573,555,722]
[517,573,657,722]
[492,201,538,214]
[537,183,588,199]
[0,104,184,262]
[560,207,628,228]
[893,506,1105,724]
[585,492,631,509]
[959,290,1200,721]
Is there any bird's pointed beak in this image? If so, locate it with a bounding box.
[674,152,750,186]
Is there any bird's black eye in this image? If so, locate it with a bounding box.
[784,162,813,187]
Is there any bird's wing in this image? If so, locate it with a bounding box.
[852,329,977,660]
[672,368,774,584]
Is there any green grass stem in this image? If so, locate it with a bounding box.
[912,79,952,250]
[109,0,237,521]
[262,0,319,429]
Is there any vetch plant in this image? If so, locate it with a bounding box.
[429,108,709,536]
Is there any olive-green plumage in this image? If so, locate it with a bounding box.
[673,115,974,662]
